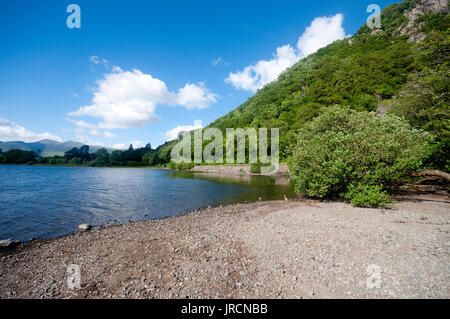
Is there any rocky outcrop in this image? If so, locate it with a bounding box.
[398,0,449,42]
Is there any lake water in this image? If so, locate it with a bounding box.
[0,165,294,241]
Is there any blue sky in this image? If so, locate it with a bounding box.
[0,0,396,149]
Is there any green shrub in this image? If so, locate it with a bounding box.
[344,184,391,208]
[250,162,262,174]
[168,161,195,170]
[289,106,432,207]
[250,162,273,174]
[168,161,177,169]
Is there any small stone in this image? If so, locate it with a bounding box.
[78,224,91,232]
[0,239,19,249]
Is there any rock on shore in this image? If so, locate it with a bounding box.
[0,239,19,250]
[78,224,91,232]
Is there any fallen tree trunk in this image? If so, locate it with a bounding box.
[413,170,450,183]
[399,184,447,194]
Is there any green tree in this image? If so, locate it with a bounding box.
[2,149,37,163]
[142,151,159,165]
[79,145,90,160]
[389,71,449,171]
[64,147,80,160]
[109,150,124,165]
[289,106,432,207]
[90,148,110,166]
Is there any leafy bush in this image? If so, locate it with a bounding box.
[250,162,262,174]
[289,106,432,207]
[168,161,195,170]
[344,184,392,208]
[418,13,450,33]
[0,149,37,164]
[250,162,273,174]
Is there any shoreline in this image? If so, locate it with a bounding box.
[0,195,448,299]
[0,163,290,176]
[0,163,289,177]
[190,163,290,177]
[0,163,170,169]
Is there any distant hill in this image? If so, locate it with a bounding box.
[0,139,113,157]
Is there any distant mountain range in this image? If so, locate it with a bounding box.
[0,139,114,157]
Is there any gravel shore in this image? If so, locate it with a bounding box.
[0,196,449,299]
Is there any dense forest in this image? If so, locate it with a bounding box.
[0,144,158,167]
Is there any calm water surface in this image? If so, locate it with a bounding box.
[0,165,294,241]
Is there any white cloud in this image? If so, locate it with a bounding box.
[89,56,108,69]
[226,45,298,92]
[130,141,143,148]
[112,141,142,150]
[212,57,230,67]
[65,118,117,141]
[164,123,203,141]
[296,14,347,57]
[112,143,127,150]
[226,14,349,92]
[69,68,217,129]
[74,134,104,147]
[111,65,122,73]
[0,117,61,142]
[88,130,116,138]
[69,69,165,129]
[173,83,218,110]
[67,118,96,129]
